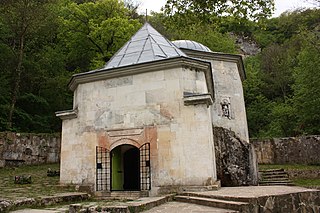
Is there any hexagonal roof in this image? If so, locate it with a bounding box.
[104,23,186,69]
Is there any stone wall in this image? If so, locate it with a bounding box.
[213,126,258,187]
[0,132,61,167]
[252,136,320,165]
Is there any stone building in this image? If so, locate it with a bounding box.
[56,23,257,196]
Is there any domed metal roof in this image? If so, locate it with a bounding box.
[172,40,212,53]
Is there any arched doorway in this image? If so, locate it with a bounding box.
[110,144,140,191]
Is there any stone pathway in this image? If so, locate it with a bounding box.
[8,186,320,213]
[141,201,235,213]
[11,210,62,213]
[11,202,236,213]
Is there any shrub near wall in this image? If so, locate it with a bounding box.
[0,132,61,167]
[252,135,320,165]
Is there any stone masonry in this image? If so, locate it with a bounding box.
[252,135,320,165]
[0,132,60,167]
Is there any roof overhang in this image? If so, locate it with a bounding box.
[179,48,246,81]
[68,56,214,99]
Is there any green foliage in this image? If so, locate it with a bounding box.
[293,32,320,134]
[164,0,274,24]
[0,0,318,138]
[59,0,141,72]
[149,12,237,53]
[244,9,320,138]
[0,0,142,133]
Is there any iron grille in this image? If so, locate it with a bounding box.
[96,146,110,191]
[140,143,151,190]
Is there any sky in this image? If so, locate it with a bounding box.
[138,0,317,17]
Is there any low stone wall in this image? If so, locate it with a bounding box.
[0,132,61,167]
[254,190,320,212]
[287,170,320,179]
[252,135,320,165]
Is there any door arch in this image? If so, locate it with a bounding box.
[111,144,140,191]
[96,143,150,192]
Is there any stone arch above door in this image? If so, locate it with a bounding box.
[110,138,141,150]
[97,127,157,150]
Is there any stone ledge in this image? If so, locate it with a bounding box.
[55,109,78,120]
[0,192,89,212]
[183,93,213,106]
[68,194,174,213]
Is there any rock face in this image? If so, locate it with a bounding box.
[231,33,261,57]
[213,126,258,186]
[252,136,320,165]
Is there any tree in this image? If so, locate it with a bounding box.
[59,0,141,72]
[148,12,237,53]
[293,29,320,134]
[164,0,275,24]
[0,0,56,129]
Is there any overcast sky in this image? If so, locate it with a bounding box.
[138,0,317,17]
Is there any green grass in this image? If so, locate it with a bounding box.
[0,163,75,200]
[293,178,320,187]
[258,164,320,171]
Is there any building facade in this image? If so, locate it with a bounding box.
[56,23,252,196]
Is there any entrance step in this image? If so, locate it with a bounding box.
[95,191,148,200]
[111,191,141,199]
[175,195,250,212]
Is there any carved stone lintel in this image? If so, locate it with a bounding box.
[107,128,144,137]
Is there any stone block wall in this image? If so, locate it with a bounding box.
[252,135,320,165]
[0,132,61,167]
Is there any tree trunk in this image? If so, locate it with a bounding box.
[7,33,25,129]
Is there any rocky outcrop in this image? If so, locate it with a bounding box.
[231,33,261,57]
[213,126,258,186]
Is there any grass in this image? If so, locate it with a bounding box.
[293,178,320,187]
[0,163,75,200]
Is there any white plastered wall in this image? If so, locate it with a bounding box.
[210,60,249,142]
[60,67,216,189]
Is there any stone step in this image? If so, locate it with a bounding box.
[95,191,147,200]
[259,169,284,173]
[110,191,142,199]
[259,168,292,186]
[178,192,251,203]
[260,173,288,177]
[260,170,287,174]
[175,195,249,212]
[260,173,288,178]
[68,195,174,213]
[260,177,290,181]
